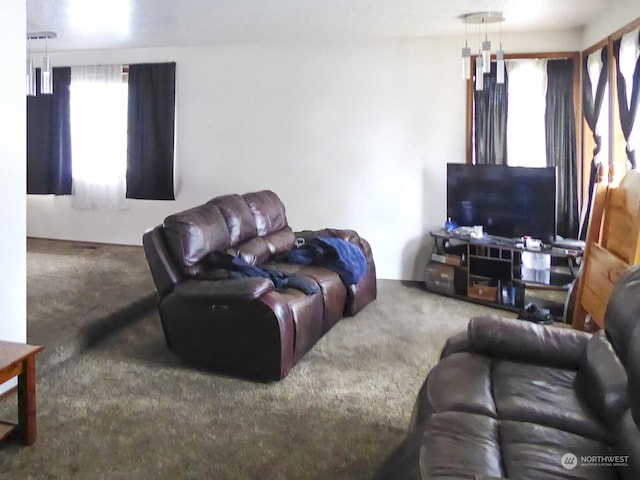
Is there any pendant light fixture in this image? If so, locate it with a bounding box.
[496,49,505,84]
[496,21,505,84]
[476,20,484,91]
[26,38,36,97]
[459,12,505,90]
[475,55,484,91]
[461,22,471,80]
[41,36,53,94]
[26,31,56,96]
[482,22,491,74]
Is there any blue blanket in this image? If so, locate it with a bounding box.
[286,237,367,285]
[207,251,320,295]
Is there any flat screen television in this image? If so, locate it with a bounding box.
[447,163,557,244]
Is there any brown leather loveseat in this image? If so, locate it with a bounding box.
[143,190,376,381]
[374,264,640,479]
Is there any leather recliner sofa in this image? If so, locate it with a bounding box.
[374,264,640,479]
[143,189,377,381]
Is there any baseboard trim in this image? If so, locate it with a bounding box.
[399,280,426,289]
[27,236,143,249]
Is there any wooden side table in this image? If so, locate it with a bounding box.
[0,340,44,445]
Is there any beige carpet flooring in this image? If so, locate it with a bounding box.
[1,240,511,480]
[26,238,156,372]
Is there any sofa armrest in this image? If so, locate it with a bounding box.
[468,315,591,368]
[173,278,274,302]
[295,228,374,262]
[440,330,472,359]
[143,226,182,298]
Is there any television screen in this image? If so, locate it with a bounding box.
[447,163,557,244]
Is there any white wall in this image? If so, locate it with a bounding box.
[0,0,26,394]
[28,29,581,280]
[582,0,640,48]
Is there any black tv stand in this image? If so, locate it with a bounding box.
[425,229,584,321]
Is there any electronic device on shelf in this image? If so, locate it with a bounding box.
[446,163,557,245]
[552,237,585,251]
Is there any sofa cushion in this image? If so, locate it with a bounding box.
[418,411,504,479]
[615,410,640,480]
[263,227,296,255]
[604,264,640,366]
[173,278,274,302]
[419,414,617,480]
[627,323,640,428]
[415,352,496,424]
[500,420,617,480]
[163,203,230,276]
[232,237,272,265]
[292,265,347,332]
[232,228,296,266]
[208,194,257,246]
[575,331,628,428]
[243,190,288,236]
[417,352,610,443]
[492,359,610,443]
[468,315,590,369]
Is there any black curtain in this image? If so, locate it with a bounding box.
[27,67,72,194]
[474,61,508,165]
[126,62,176,200]
[545,59,578,239]
[613,32,640,170]
[579,47,609,240]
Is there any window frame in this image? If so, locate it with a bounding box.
[465,51,581,200]
[581,38,609,206]
[609,17,640,183]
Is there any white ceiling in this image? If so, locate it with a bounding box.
[28,0,615,52]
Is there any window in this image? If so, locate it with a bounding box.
[467,53,580,238]
[613,26,640,175]
[468,54,579,167]
[585,47,610,180]
[26,62,177,205]
[70,65,128,210]
[505,59,548,167]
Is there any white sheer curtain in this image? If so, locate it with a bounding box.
[620,29,640,170]
[506,59,548,167]
[70,65,128,210]
[587,49,609,173]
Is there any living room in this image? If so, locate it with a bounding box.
[2,1,640,478]
[21,1,636,282]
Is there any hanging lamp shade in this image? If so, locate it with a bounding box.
[41,56,53,94]
[496,49,505,84]
[26,58,36,96]
[462,46,471,80]
[475,56,484,91]
[481,40,491,73]
[459,12,505,90]
[26,31,56,97]
[26,37,36,96]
